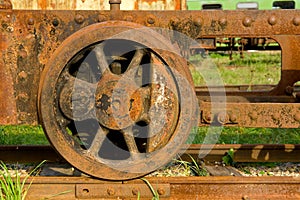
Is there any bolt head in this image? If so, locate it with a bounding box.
[293,17,300,26]
[268,16,277,25]
[75,14,85,24]
[242,17,252,27]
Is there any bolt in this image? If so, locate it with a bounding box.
[217,112,229,124]
[75,14,85,24]
[242,17,252,27]
[268,16,277,25]
[157,188,165,195]
[203,112,213,123]
[293,17,300,26]
[147,16,155,25]
[107,187,115,196]
[132,188,139,196]
[219,18,227,26]
[229,113,238,123]
[194,18,202,26]
[27,18,34,25]
[52,19,59,26]
[124,15,133,22]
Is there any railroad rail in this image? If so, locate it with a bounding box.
[1,0,300,195]
[2,144,300,199]
[23,176,300,200]
[2,144,300,163]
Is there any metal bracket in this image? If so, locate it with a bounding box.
[76,183,170,198]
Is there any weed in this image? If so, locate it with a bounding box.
[140,178,160,200]
[187,155,208,176]
[174,155,209,176]
[222,148,235,166]
[0,160,46,200]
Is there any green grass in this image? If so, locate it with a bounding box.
[0,125,48,145]
[0,161,45,200]
[188,127,300,144]
[190,51,281,86]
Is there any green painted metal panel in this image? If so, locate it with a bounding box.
[187,0,299,10]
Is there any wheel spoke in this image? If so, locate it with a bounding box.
[88,127,108,158]
[122,127,139,154]
[93,43,110,74]
[125,48,145,77]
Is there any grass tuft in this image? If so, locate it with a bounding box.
[0,160,46,200]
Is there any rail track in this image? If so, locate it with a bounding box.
[24,176,300,200]
[1,144,300,163]
[1,144,300,199]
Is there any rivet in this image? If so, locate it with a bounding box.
[27,18,34,25]
[107,188,115,196]
[293,17,300,26]
[157,188,165,195]
[75,14,85,24]
[219,18,227,26]
[124,15,133,22]
[268,16,277,25]
[203,112,213,123]
[52,19,59,27]
[229,113,238,123]
[242,17,252,27]
[217,112,229,125]
[194,18,202,26]
[98,14,106,22]
[132,188,139,196]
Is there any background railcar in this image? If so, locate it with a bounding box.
[187,0,299,10]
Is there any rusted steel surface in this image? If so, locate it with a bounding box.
[0,9,299,125]
[1,2,300,180]
[2,144,300,163]
[24,176,300,199]
[10,0,185,10]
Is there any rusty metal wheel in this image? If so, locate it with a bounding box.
[39,21,198,180]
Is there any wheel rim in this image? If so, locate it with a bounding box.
[39,21,197,180]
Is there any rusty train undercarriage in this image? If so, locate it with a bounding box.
[1,0,300,180]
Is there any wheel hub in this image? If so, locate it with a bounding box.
[95,78,143,130]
